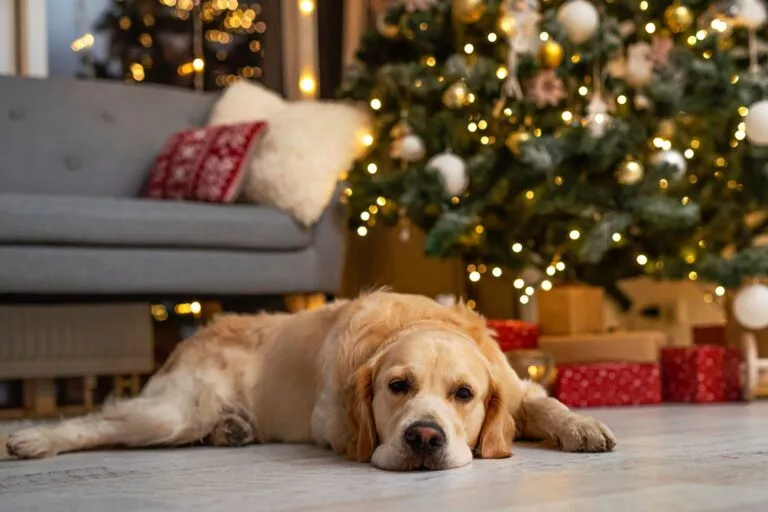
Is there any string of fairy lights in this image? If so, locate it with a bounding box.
[351,2,760,307]
[71,0,268,90]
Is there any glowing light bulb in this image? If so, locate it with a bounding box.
[514,278,525,289]
[492,267,503,277]
[541,280,553,291]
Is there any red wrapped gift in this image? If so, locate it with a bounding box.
[554,363,662,408]
[692,324,727,347]
[487,319,539,351]
[661,346,742,403]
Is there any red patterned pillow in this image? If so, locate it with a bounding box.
[144,121,267,203]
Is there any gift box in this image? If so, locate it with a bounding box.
[540,330,665,365]
[554,362,662,408]
[693,324,727,347]
[660,346,742,403]
[487,319,539,351]
[537,284,604,335]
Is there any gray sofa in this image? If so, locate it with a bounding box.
[0,75,345,298]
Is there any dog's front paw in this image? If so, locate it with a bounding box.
[6,428,59,459]
[555,416,616,453]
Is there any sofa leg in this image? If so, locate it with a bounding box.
[284,293,327,313]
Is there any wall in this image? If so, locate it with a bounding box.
[46,0,109,78]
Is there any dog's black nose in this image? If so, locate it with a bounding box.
[404,421,446,455]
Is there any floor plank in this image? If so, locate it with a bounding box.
[2,404,768,511]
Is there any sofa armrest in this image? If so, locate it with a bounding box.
[310,183,348,294]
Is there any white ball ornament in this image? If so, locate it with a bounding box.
[734,0,768,29]
[651,149,687,179]
[733,283,768,330]
[426,152,469,196]
[399,134,426,162]
[557,0,600,44]
[745,99,768,146]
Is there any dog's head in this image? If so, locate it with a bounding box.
[345,327,514,471]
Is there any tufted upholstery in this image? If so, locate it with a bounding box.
[0,76,347,296]
[0,75,216,197]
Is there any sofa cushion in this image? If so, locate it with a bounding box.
[0,194,311,251]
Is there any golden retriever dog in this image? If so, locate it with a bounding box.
[6,292,615,470]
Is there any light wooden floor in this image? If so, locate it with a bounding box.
[2,403,768,511]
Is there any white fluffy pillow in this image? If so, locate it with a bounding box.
[208,80,286,124]
[208,80,369,226]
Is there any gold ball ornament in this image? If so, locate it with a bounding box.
[497,11,517,37]
[452,0,486,24]
[664,4,693,33]
[442,80,470,109]
[616,159,645,185]
[539,40,564,69]
[505,130,531,156]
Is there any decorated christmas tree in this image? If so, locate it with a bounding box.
[339,0,768,306]
[88,0,267,90]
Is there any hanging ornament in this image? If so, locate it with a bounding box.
[733,0,768,29]
[539,40,564,69]
[733,283,768,330]
[745,100,768,145]
[443,80,470,109]
[657,119,677,140]
[634,93,651,111]
[376,14,400,38]
[527,69,567,108]
[664,4,694,33]
[399,134,426,162]
[390,118,413,140]
[497,0,542,105]
[505,129,531,156]
[502,0,542,54]
[616,159,645,185]
[651,149,687,179]
[427,151,469,196]
[452,0,486,24]
[585,94,612,137]
[497,10,518,37]
[624,42,654,88]
[557,0,600,45]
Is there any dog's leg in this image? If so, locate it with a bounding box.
[514,382,616,453]
[6,371,220,459]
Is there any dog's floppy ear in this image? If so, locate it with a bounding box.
[344,363,377,462]
[475,377,515,459]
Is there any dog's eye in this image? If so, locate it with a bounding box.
[388,379,409,394]
[455,386,473,402]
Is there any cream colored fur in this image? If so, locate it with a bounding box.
[6,292,616,470]
[208,80,370,226]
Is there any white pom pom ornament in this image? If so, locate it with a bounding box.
[733,283,768,330]
[734,0,768,29]
[745,99,768,146]
[427,152,469,196]
[557,0,600,44]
